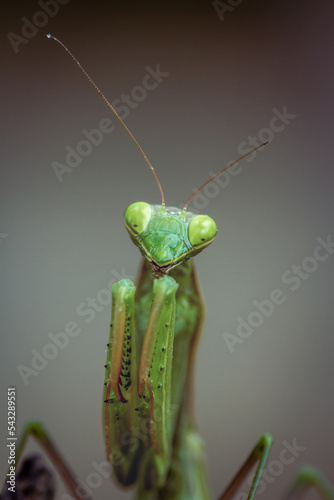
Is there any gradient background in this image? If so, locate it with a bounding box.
[1,1,334,499]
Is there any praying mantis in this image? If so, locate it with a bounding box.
[2,36,333,500]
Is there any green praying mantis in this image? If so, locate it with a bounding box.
[2,36,334,500]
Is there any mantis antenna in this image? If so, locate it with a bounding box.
[183,141,268,210]
[45,34,165,206]
[46,35,268,213]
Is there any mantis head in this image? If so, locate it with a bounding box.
[44,35,267,278]
[124,202,217,276]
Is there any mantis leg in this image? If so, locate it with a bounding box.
[218,434,273,500]
[135,260,211,500]
[154,412,212,500]
[154,262,211,500]
[285,466,334,500]
[104,274,180,491]
[217,440,334,500]
[1,421,89,500]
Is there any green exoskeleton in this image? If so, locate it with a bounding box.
[103,194,276,500]
[2,35,333,500]
[104,202,217,497]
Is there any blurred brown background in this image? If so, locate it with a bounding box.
[1,1,334,499]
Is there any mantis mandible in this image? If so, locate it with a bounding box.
[2,35,333,500]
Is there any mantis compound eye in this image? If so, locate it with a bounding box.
[188,214,217,250]
[124,202,152,236]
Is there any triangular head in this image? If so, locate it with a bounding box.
[124,202,217,276]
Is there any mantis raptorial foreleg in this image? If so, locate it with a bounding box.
[103,257,206,496]
[104,272,179,489]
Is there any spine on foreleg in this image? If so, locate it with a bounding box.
[104,279,143,486]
